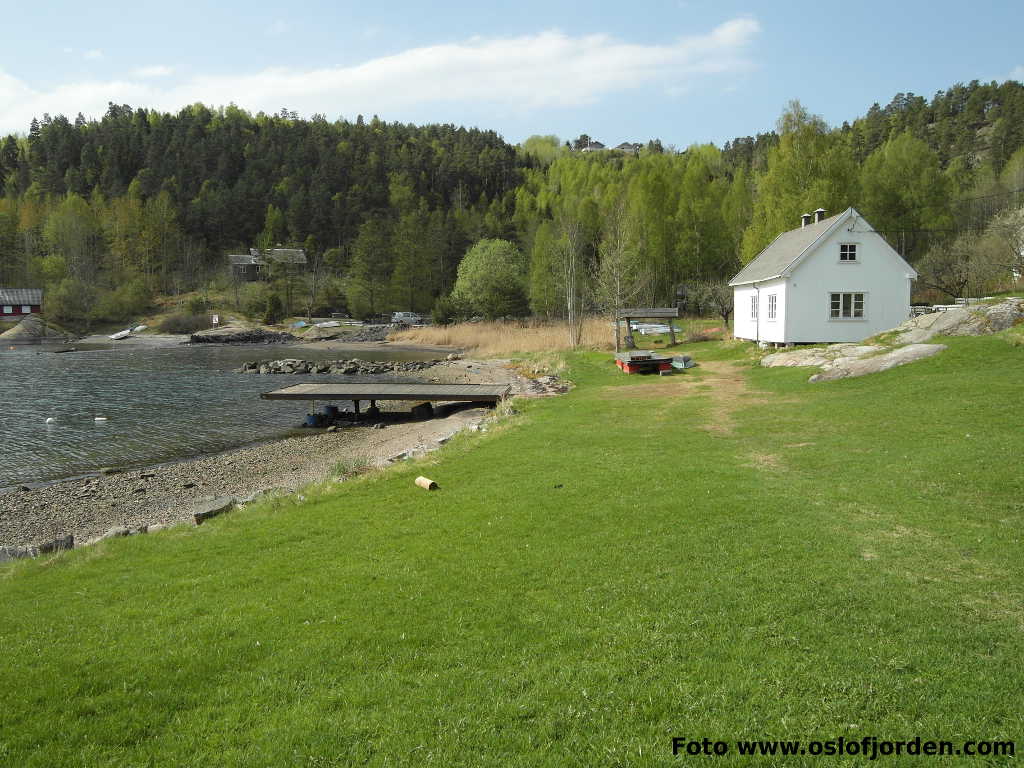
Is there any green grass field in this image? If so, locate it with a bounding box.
[1,334,1022,766]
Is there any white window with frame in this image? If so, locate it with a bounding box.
[21,305,31,313]
[751,295,758,320]
[767,294,777,321]
[839,243,858,262]
[2,305,11,314]
[829,292,865,319]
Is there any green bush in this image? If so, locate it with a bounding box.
[450,239,529,320]
[45,277,95,324]
[431,294,466,325]
[90,279,153,323]
[186,295,212,315]
[240,282,271,319]
[159,313,211,334]
[263,293,284,325]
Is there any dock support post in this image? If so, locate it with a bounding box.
[352,399,361,420]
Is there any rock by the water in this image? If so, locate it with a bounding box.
[192,496,236,525]
[0,545,37,562]
[0,314,72,342]
[38,534,74,554]
[191,328,297,345]
[235,357,440,375]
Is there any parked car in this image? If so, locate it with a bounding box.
[390,312,424,324]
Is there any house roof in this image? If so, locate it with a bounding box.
[0,288,43,305]
[228,254,257,265]
[249,248,307,264]
[729,209,851,285]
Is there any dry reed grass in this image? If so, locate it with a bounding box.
[390,317,617,356]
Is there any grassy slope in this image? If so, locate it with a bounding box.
[1,337,1022,766]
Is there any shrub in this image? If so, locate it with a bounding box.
[159,313,211,334]
[263,293,284,325]
[686,329,717,343]
[186,295,212,315]
[240,282,271,319]
[431,294,467,325]
[46,277,96,324]
[90,279,152,323]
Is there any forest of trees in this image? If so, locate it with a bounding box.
[1,78,1022,328]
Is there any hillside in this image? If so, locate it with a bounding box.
[0,78,1022,324]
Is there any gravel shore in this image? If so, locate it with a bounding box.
[0,359,559,549]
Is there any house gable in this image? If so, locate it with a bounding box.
[731,209,918,344]
[729,209,851,286]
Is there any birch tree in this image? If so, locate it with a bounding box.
[593,199,645,351]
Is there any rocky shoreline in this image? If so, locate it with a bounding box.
[0,407,490,560]
[235,357,450,375]
[190,327,298,344]
[0,358,570,558]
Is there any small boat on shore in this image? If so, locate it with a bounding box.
[109,330,131,340]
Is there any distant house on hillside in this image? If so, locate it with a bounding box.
[228,248,307,282]
[0,288,43,318]
[613,142,643,154]
[579,140,606,152]
[729,207,917,344]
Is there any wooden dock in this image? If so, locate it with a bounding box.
[260,383,511,404]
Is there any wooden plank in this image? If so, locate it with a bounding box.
[261,383,511,403]
[616,307,679,319]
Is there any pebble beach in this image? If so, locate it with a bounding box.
[0,356,562,550]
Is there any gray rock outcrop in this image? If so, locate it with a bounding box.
[192,496,237,525]
[809,344,947,382]
[762,344,885,369]
[0,314,73,342]
[892,298,1024,344]
[190,328,297,345]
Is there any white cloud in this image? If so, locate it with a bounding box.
[1010,65,1024,81]
[0,20,760,134]
[134,65,174,78]
[84,49,103,61]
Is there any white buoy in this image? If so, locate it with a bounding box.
[94,416,108,422]
[45,417,56,424]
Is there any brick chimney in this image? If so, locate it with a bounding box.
[813,208,827,223]
[801,213,812,228]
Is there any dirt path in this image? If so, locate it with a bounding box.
[604,360,773,435]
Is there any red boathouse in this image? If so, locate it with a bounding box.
[0,288,43,318]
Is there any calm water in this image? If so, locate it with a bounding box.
[0,343,436,488]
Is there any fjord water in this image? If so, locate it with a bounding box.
[0,343,433,488]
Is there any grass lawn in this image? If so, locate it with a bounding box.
[1,335,1022,766]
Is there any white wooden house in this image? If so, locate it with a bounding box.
[729,207,917,344]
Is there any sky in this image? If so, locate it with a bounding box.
[1,0,1022,147]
